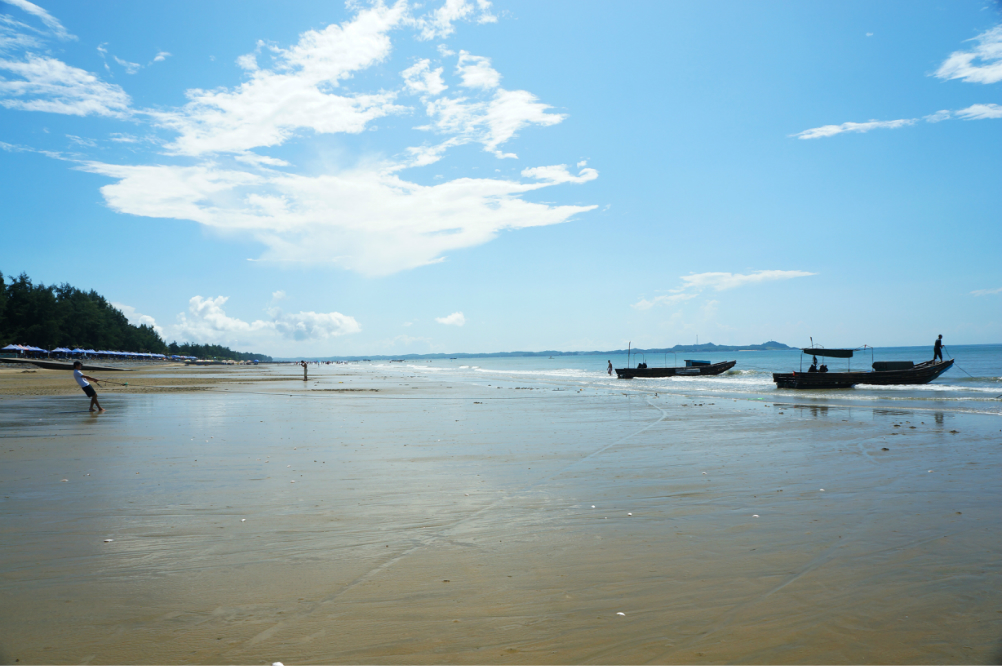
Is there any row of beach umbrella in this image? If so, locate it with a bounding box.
[2,344,195,360]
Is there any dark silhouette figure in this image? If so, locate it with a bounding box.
[933,334,943,362]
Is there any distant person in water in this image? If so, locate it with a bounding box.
[607,361,613,375]
[72,361,104,412]
[933,334,943,362]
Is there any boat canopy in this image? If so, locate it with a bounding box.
[801,348,855,358]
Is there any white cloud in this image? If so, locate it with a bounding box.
[971,286,1002,296]
[152,2,409,156]
[475,0,497,24]
[233,152,291,167]
[521,163,598,184]
[955,103,1002,120]
[271,290,287,301]
[435,311,465,326]
[795,103,1002,140]
[422,81,566,158]
[1,0,74,41]
[402,58,447,96]
[0,53,131,117]
[66,134,95,147]
[678,270,816,291]
[632,270,815,309]
[456,50,499,89]
[112,302,165,337]
[113,55,141,74]
[81,160,598,276]
[631,293,696,311]
[172,295,360,345]
[934,25,1002,85]
[152,51,171,63]
[235,53,258,71]
[6,2,597,277]
[792,118,916,140]
[414,0,495,40]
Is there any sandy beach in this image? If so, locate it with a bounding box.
[1,362,1000,664]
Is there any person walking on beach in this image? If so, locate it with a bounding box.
[933,334,943,362]
[72,361,104,412]
[607,360,613,375]
[301,360,308,381]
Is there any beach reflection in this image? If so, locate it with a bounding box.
[1,369,1000,664]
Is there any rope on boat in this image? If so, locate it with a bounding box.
[943,347,976,379]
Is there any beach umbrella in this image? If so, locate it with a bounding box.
[2,344,21,350]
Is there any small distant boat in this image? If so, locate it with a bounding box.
[773,345,954,389]
[614,342,736,379]
[616,359,736,379]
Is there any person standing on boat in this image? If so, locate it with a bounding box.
[933,334,943,362]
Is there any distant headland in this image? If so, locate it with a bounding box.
[275,341,794,362]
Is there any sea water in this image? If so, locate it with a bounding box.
[368,344,1002,416]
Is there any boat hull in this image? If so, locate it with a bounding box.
[616,360,736,379]
[773,359,953,389]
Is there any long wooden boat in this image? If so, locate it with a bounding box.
[773,346,954,389]
[616,359,736,379]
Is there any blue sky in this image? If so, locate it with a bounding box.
[2,0,1000,356]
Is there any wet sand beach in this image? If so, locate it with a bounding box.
[1,363,1000,663]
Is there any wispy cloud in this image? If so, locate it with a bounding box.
[152,51,170,63]
[113,55,141,75]
[435,311,466,326]
[955,103,1002,120]
[151,3,409,157]
[794,102,1002,139]
[418,53,566,160]
[413,0,496,40]
[678,270,816,291]
[796,24,1002,141]
[0,53,132,117]
[2,1,597,277]
[934,25,1002,85]
[791,118,916,140]
[631,293,696,310]
[971,286,1002,296]
[632,270,815,310]
[1,0,75,41]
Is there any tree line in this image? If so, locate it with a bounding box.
[0,270,271,362]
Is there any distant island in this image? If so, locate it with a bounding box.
[276,341,794,362]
